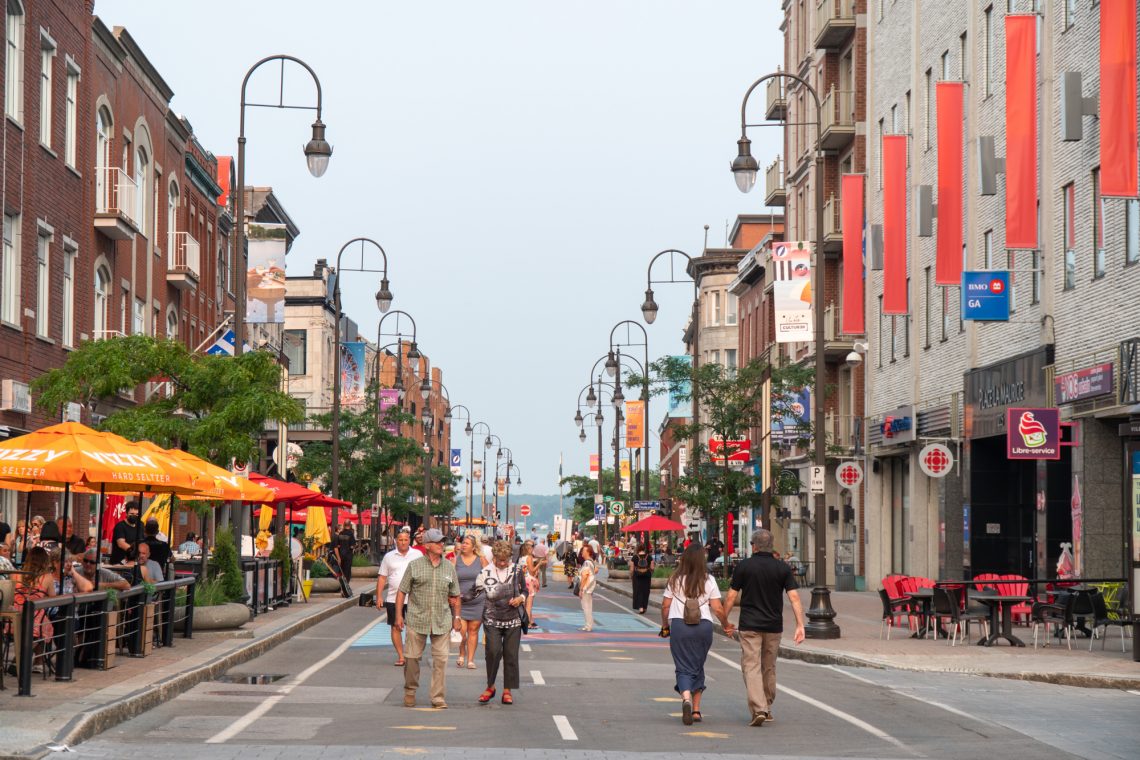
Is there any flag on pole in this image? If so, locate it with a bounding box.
[558,452,563,484]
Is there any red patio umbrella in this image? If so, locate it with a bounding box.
[620,514,686,533]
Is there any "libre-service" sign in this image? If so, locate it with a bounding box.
[1006,408,1061,460]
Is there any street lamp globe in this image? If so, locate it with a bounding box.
[464,421,473,435]
[516,476,521,485]
[421,407,433,427]
[731,136,759,193]
[496,448,503,460]
[586,385,597,409]
[612,384,625,408]
[484,436,492,449]
[375,278,394,313]
[419,377,432,401]
[595,410,604,427]
[406,341,421,361]
[303,119,333,178]
[604,352,617,378]
[574,409,583,428]
[579,428,587,442]
[641,288,659,325]
[443,406,453,422]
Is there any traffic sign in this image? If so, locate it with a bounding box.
[609,501,624,516]
[961,270,1011,321]
[594,503,606,521]
[633,500,660,513]
[520,504,532,517]
[809,465,826,494]
[835,462,863,489]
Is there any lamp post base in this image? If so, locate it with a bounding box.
[804,586,841,639]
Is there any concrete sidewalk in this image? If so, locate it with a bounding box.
[0,581,371,760]
[596,573,1140,691]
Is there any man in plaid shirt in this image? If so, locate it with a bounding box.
[395,528,462,708]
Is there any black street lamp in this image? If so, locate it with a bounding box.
[449,404,473,525]
[470,421,492,523]
[733,71,839,640]
[331,238,393,528]
[609,320,652,502]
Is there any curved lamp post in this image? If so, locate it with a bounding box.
[486,433,504,527]
[733,71,838,640]
[470,422,492,523]
[608,320,651,501]
[234,55,332,357]
[331,238,393,527]
[449,404,474,525]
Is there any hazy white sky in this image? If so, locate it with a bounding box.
[96,0,784,492]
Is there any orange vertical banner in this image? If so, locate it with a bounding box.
[882,135,908,315]
[840,174,864,334]
[936,82,965,285]
[624,400,645,448]
[1101,0,1138,197]
[1005,15,1038,248]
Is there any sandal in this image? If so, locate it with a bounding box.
[501,690,513,705]
[681,699,693,726]
[692,711,703,723]
[478,687,497,704]
[393,659,405,666]
[467,661,477,670]
[456,656,465,668]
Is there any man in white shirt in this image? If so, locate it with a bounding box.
[377,529,422,666]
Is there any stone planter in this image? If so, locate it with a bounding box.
[650,577,669,589]
[352,565,379,579]
[192,602,251,631]
[310,577,342,594]
[608,569,631,580]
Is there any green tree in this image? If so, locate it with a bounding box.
[558,468,664,526]
[212,525,244,602]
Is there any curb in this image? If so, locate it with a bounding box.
[595,580,1136,690]
[9,594,359,760]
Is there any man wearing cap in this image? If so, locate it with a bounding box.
[394,528,461,709]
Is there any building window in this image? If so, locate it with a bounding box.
[151,306,159,337]
[1064,0,1076,29]
[38,33,54,147]
[709,349,720,366]
[134,146,149,235]
[940,50,949,81]
[1062,183,1076,289]
[284,329,307,375]
[710,291,721,325]
[5,2,24,121]
[923,267,932,348]
[959,32,968,79]
[983,229,993,269]
[726,292,737,325]
[1126,199,1140,265]
[95,107,113,210]
[725,348,737,373]
[2,213,20,325]
[133,297,144,335]
[903,280,910,357]
[166,310,177,340]
[167,180,179,242]
[1007,250,1017,313]
[35,230,49,337]
[61,244,75,347]
[64,62,78,167]
[877,118,884,188]
[984,6,993,96]
[93,264,110,337]
[1031,250,1040,304]
[1092,168,1105,278]
[877,295,885,367]
[891,104,899,133]
[890,315,898,363]
[923,69,932,149]
[941,286,950,341]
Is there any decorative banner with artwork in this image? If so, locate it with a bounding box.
[772,387,811,445]
[497,477,506,496]
[378,389,400,435]
[589,453,600,475]
[340,342,367,408]
[245,222,288,324]
[667,355,692,418]
[450,448,462,476]
[620,459,631,492]
[472,462,483,482]
[625,400,645,448]
[771,242,812,343]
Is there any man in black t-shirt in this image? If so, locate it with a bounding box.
[704,535,723,566]
[143,518,172,576]
[723,529,805,728]
[109,501,142,565]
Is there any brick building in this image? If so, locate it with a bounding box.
[863,2,1138,584]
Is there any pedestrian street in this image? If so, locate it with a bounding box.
[68,584,1135,760]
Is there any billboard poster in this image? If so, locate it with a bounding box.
[340,342,367,409]
[1006,408,1061,460]
[245,222,288,324]
[378,389,400,435]
[667,355,692,418]
[771,241,812,343]
[625,400,645,448]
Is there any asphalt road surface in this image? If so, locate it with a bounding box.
[72,582,1139,760]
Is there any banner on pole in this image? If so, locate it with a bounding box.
[882,135,909,314]
[1005,16,1038,248]
[840,174,865,334]
[625,400,645,448]
[245,223,288,324]
[771,241,812,343]
[589,453,599,475]
[936,82,965,284]
[450,448,462,476]
[340,342,367,409]
[378,389,400,435]
[620,459,631,492]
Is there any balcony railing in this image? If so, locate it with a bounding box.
[93,166,140,239]
[765,157,786,207]
[824,411,859,451]
[765,77,787,121]
[814,0,856,50]
[822,194,842,249]
[820,87,856,150]
[166,231,201,290]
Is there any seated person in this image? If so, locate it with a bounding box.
[178,532,202,556]
[143,519,172,572]
[79,548,130,591]
[134,542,165,584]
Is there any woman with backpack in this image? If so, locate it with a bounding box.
[630,545,654,613]
[660,544,733,726]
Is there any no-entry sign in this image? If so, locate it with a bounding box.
[520,504,531,517]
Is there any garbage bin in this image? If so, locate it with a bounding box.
[834,539,855,592]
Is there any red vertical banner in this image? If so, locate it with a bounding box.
[882,135,908,315]
[1005,15,1038,249]
[1100,0,1139,197]
[935,82,964,285]
[840,174,865,334]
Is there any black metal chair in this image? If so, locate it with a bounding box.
[1031,592,1076,649]
[1089,589,1129,652]
[878,588,912,640]
[931,586,988,646]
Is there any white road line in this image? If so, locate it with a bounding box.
[706,650,913,754]
[552,714,578,741]
[824,665,1004,729]
[1129,690,1140,697]
[206,618,378,744]
[594,588,662,628]
[531,669,545,685]
[521,643,532,653]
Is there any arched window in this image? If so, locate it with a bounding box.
[93,264,111,337]
[165,309,178,340]
[166,179,179,247]
[5,1,24,121]
[95,107,113,208]
[134,145,149,234]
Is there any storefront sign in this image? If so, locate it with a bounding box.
[964,347,1051,439]
[961,270,1011,321]
[874,405,916,445]
[1131,451,1140,564]
[709,437,751,462]
[1054,362,1114,404]
[836,462,863,489]
[1006,408,1061,460]
[918,443,955,477]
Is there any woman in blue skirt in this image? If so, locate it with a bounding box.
[660,544,733,726]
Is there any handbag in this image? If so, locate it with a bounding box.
[514,566,530,635]
[571,576,581,597]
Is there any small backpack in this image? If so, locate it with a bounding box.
[682,594,702,625]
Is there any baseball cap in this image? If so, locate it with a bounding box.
[422,528,445,543]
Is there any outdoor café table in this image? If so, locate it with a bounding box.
[971,591,1032,647]
[905,588,947,639]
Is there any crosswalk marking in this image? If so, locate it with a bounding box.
[553,715,578,741]
[531,670,545,685]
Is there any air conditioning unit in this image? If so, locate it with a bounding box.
[62,402,82,423]
[0,379,31,414]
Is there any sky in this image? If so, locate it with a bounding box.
[95,0,784,494]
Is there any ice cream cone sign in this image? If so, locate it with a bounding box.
[1017,411,1047,448]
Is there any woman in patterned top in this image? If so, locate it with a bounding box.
[462,540,528,705]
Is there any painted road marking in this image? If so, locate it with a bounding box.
[207,617,377,744]
[684,731,730,738]
[706,650,913,754]
[390,726,456,731]
[608,656,634,661]
[521,643,532,653]
[531,670,545,685]
[1128,690,1140,697]
[824,665,1007,730]
[553,715,578,741]
[602,648,625,652]
[651,697,677,702]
